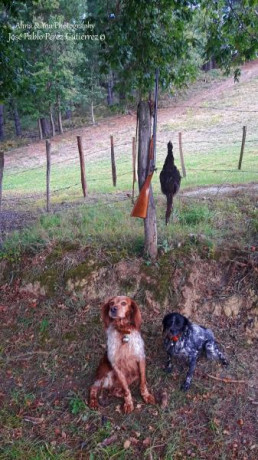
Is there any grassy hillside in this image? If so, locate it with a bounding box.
[0,66,258,459]
[1,66,258,213]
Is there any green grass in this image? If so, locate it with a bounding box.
[2,70,258,208]
[3,143,257,200]
[0,442,74,460]
[1,193,257,263]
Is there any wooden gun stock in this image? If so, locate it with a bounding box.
[130,172,154,218]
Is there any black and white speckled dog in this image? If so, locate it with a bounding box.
[162,312,229,391]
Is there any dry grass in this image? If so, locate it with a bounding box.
[0,235,257,459]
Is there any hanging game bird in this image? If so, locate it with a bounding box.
[160,141,181,225]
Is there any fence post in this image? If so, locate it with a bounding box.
[77,136,87,198]
[110,135,117,186]
[0,151,4,212]
[238,126,247,170]
[178,132,186,177]
[132,136,136,203]
[46,140,51,212]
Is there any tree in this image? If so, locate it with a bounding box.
[96,0,200,258]
[0,0,88,138]
[95,0,258,258]
[200,0,258,79]
[0,0,37,139]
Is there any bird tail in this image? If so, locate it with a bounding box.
[166,193,173,225]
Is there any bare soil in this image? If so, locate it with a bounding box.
[0,242,257,459]
[1,60,258,236]
[4,59,258,172]
[0,62,258,459]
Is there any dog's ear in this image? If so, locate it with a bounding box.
[130,300,142,330]
[162,314,171,332]
[183,316,190,330]
[101,299,112,329]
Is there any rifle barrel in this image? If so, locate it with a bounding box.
[152,68,159,172]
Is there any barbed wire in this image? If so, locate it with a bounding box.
[159,104,258,113]
[3,125,258,177]
[3,143,258,178]
[1,118,257,234]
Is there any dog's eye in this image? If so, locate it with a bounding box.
[121,301,127,306]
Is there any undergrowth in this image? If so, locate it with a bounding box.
[1,194,256,264]
[0,194,257,459]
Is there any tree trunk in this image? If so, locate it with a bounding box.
[119,90,126,104]
[107,72,114,106]
[40,118,50,138]
[91,101,95,125]
[65,109,72,120]
[0,151,4,212]
[50,109,55,137]
[58,111,63,134]
[10,100,22,136]
[38,119,43,140]
[0,104,4,141]
[57,96,63,134]
[137,101,157,259]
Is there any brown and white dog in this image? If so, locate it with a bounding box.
[89,296,155,413]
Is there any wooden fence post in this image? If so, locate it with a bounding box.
[110,135,117,186]
[0,151,4,212]
[178,132,186,177]
[132,136,136,203]
[46,140,51,212]
[77,136,87,198]
[238,126,247,170]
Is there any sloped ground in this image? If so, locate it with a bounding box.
[4,59,258,172]
[0,61,258,459]
[0,61,257,247]
[0,239,257,459]
[1,60,258,237]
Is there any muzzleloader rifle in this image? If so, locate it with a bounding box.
[131,69,159,219]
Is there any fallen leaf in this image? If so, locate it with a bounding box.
[124,440,131,449]
[237,419,244,426]
[99,435,118,447]
[23,416,44,425]
[160,389,168,409]
[129,437,139,446]
[143,437,151,447]
[213,418,220,427]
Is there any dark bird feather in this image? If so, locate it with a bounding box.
[160,141,181,224]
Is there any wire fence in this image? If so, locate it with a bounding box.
[0,110,258,236]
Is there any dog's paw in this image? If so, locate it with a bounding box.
[89,398,99,410]
[180,381,190,392]
[143,393,156,405]
[123,401,134,414]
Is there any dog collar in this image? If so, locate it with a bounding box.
[171,334,180,342]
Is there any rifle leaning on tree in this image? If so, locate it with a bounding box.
[131,69,159,219]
